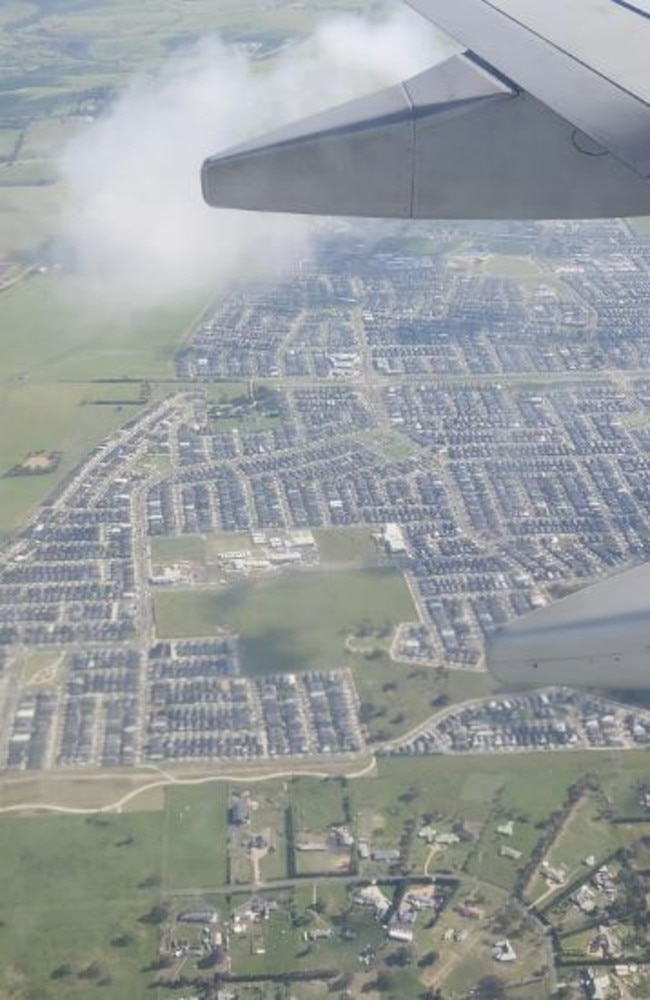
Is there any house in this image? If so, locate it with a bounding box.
[456,902,484,920]
[497,820,514,837]
[177,910,218,925]
[303,928,333,941]
[353,884,391,919]
[371,848,400,863]
[383,523,407,554]
[404,888,438,911]
[592,974,611,1000]
[229,796,250,827]
[435,832,460,846]
[388,927,414,943]
[540,861,567,884]
[330,825,355,848]
[358,840,370,859]
[492,939,517,963]
[573,884,597,914]
[499,845,523,861]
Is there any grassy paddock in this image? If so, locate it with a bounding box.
[162,782,230,890]
[353,653,495,741]
[314,526,384,566]
[0,275,207,381]
[0,380,145,533]
[150,534,206,565]
[0,811,164,998]
[153,567,416,674]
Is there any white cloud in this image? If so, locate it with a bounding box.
[59,5,453,313]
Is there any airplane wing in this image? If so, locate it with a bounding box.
[202,0,650,218]
[405,0,650,178]
[487,564,650,689]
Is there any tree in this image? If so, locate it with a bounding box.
[386,947,411,968]
[358,701,377,724]
[50,964,73,980]
[111,933,134,948]
[371,971,395,993]
[137,873,161,889]
[139,902,169,925]
[77,961,104,981]
[474,975,506,1000]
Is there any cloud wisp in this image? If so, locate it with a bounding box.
[59,6,454,314]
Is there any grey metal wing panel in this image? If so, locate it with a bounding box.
[613,0,650,18]
[487,563,650,689]
[405,0,650,177]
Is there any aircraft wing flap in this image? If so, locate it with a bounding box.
[406,0,650,177]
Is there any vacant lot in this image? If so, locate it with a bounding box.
[153,567,416,674]
[162,782,230,890]
[0,378,145,534]
[314,526,384,566]
[150,533,207,565]
[0,811,164,998]
[352,654,495,741]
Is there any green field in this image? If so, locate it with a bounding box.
[153,567,416,674]
[0,273,208,532]
[0,811,164,998]
[150,533,207,565]
[314,526,385,566]
[0,781,227,998]
[291,775,348,835]
[162,783,230,890]
[482,253,545,282]
[352,654,495,741]
[0,380,145,534]
[0,275,208,382]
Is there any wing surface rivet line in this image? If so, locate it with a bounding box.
[401,79,417,219]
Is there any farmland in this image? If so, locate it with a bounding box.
[0,752,646,998]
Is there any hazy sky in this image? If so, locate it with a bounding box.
[59,6,454,314]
